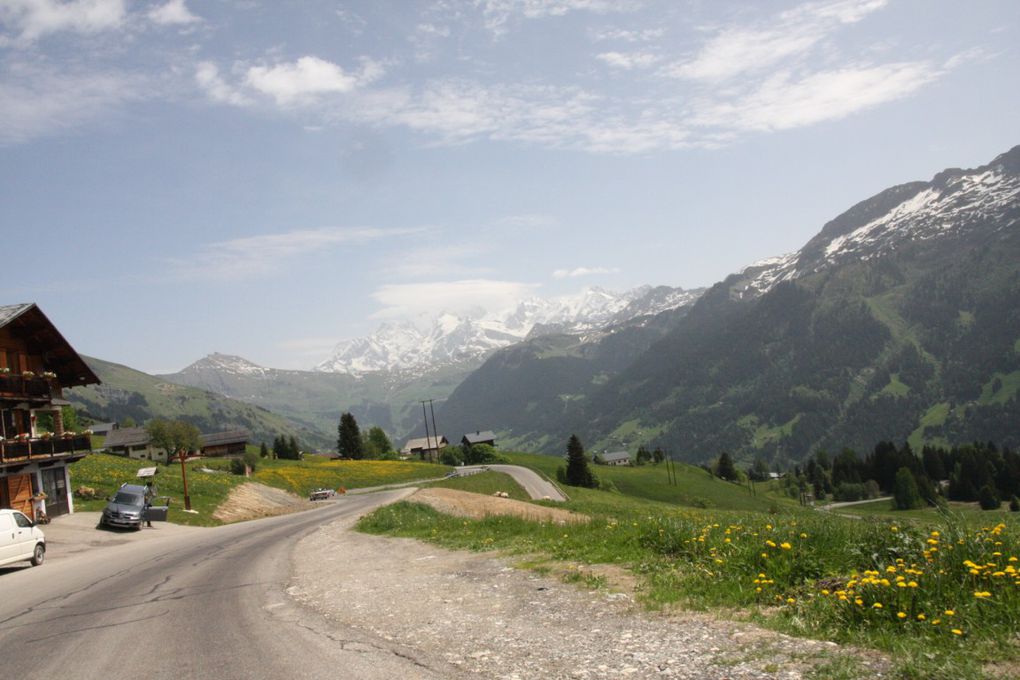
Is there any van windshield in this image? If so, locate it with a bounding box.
[113,492,143,506]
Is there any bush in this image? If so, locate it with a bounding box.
[231,450,259,475]
[834,483,865,502]
[1010,495,1020,512]
[978,485,1000,510]
[440,447,464,466]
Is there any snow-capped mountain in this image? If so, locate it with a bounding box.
[316,285,703,376]
[730,146,1020,300]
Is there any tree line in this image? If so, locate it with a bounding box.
[753,440,1020,511]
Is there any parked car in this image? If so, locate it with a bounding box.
[309,488,335,501]
[0,508,45,568]
[100,483,168,530]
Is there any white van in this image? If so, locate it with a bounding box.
[0,508,46,568]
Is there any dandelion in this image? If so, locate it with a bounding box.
[872,602,883,609]
[951,629,963,636]
[916,613,926,621]
[897,612,907,619]
[944,610,955,616]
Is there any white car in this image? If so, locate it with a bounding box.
[0,508,45,569]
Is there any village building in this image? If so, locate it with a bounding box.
[401,435,448,461]
[105,427,251,462]
[599,451,632,466]
[200,429,249,457]
[104,427,170,462]
[461,430,497,448]
[0,303,99,520]
[88,421,118,437]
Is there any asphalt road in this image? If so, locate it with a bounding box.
[0,489,471,680]
[457,464,567,501]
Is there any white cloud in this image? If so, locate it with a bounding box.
[693,61,939,132]
[552,266,619,279]
[596,51,660,70]
[665,0,887,82]
[478,0,639,36]
[245,56,385,106]
[370,279,540,319]
[589,27,664,43]
[0,0,126,43]
[170,226,422,281]
[195,62,251,107]
[0,63,138,145]
[147,0,200,26]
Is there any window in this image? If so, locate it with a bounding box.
[14,511,33,528]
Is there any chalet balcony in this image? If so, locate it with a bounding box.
[0,434,91,466]
[0,373,53,400]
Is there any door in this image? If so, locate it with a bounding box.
[41,467,69,517]
[143,505,168,522]
[4,474,33,520]
[11,511,35,559]
[0,513,16,563]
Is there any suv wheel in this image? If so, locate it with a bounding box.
[31,543,45,566]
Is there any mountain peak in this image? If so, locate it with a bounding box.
[315,285,703,377]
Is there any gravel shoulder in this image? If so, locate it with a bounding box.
[289,513,889,680]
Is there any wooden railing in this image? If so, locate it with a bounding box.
[0,434,91,465]
[0,373,52,399]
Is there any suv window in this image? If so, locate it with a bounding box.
[14,512,33,528]
[114,491,144,506]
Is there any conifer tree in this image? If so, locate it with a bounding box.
[337,412,364,459]
[564,434,596,488]
[716,451,738,481]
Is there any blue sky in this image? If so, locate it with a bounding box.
[1,0,1017,372]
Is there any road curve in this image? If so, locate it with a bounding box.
[0,490,475,680]
[456,464,567,501]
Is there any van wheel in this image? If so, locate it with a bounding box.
[31,544,45,566]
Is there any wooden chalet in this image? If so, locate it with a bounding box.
[401,435,448,461]
[200,429,249,457]
[0,303,99,520]
[104,426,168,462]
[461,430,496,448]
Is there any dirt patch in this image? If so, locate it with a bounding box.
[213,482,313,523]
[408,487,587,524]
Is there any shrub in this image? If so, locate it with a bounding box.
[978,485,1000,510]
[1010,495,1020,512]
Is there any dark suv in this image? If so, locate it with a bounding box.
[100,484,167,529]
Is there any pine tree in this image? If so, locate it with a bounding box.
[288,436,300,459]
[564,434,596,488]
[337,412,363,459]
[259,442,269,458]
[978,484,1000,511]
[716,452,738,481]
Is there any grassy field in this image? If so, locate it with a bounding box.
[504,451,793,512]
[425,470,530,500]
[360,454,1020,679]
[69,452,449,526]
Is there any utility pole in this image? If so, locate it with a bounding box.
[178,447,191,511]
[421,400,433,462]
[428,399,439,461]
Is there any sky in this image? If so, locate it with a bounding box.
[1,0,1018,373]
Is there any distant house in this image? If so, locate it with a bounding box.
[104,427,169,462]
[200,429,249,457]
[599,451,631,466]
[401,435,448,461]
[461,430,496,448]
[89,422,118,437]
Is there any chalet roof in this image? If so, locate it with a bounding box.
[0,303,100,387]
[200,429,250,447]
[401,435,448,452]
[103,427,151,448]
[601,451,631,463]
[462,430,496,445]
